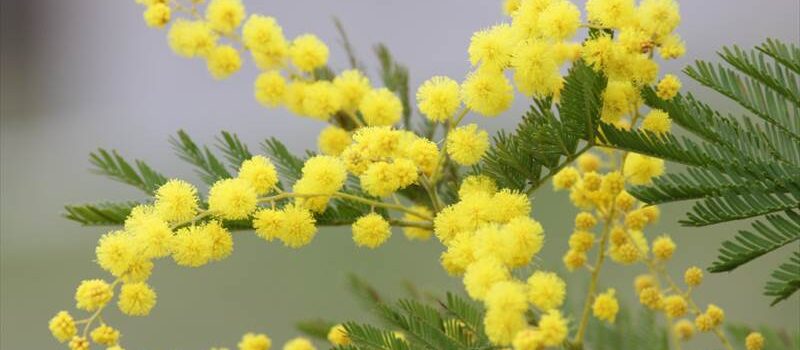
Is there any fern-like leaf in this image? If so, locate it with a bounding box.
[709,210,800,273]
[170,130,232,185]
[89,149,168,195]
[765,251,800,306]
[63,201,140,226]
[216,131,253,172]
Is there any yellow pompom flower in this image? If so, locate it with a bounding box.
[333,69,371,112]
[639,287,663,310]
[406,138,439,176]
[484,307,527,346]
[327,324,351,346]
[574,212,597,230]
[642,109,672,134]
[592,288,620,323]
[447,124,489,166]
[243,15,289,69]
[461,68,514,117]
[75,279,113,311]
[440,232,476,276]
[538,0,581,40]
[253,208,283,241]
[402,206,433,241]
[171,225,214,267]
[601,80,640,123]
[563,249,587,271]
[684,266,703,287]
[463,258,511,300]
[695,314,714,332]
[118,282,157,316]
[538,309,568,346]
[504,216,544,266]
[553,166,579,190]
[468,24,514,70]
[283,337,315,350]
[659,34,686,59]
[652,235,676,260]
[360,161,400,197]
[205,220,234,261]
[637,0,681,39]
[585,0,635,28]
[359,88,403,126]
[301,155,348,194]
[143,3,171,28]
[289,34,329,72]
[302,81,342,120]
[276,204,317,248]
[578,153,601,173]
[491,189,531,222]
[69,336,90,350]
[49,311,77,342]
[154,179,199,223]
[208,178,258,220]
[254,71,287,107]
[239,332,272,350]
[634,274,657,294]
[527,271,566,311]
[745,332,765,350]
[238,155,279,195]
[126,208,173,259]
[706,304,725,326]
[512,40,562,98]
[512,328,543,350]
[317,126,351,156]
[673,319,695,340]
[96,231,136,277]
[569,230,595,252]
[352,213,392,248]
[623,153,664,185]
[168,20,217,58]
[416,76,461,122]
[663,295,688,318]
[459,175,497,198]
[90,324,120,346]
[205,0,245,34]
[285,81,310,115]
[656,74,681,100]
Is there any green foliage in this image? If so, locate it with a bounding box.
[727,322,800,350]
[374,44,411,129]
[216,131,253,172]
[764,251,800,306]
[296,319,337,341]
[170,129,233,185]
[63,201,139,226]
[584,307,668,350]
[89,149,168,195]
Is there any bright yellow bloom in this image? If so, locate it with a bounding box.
[253,208,283,241]
[461,68,514,117]
[143,3,170,28]
[538,0,581,40]
[168,20,217,58]
[285,81,310,115]
[468,24,515,70]
[276,204,317,248]
[484,307,527,346]
[642,109,672,134]
[706,304,725,326]
[334,69,371,112]
[154,179,199,222]
[327,324,350,346]
[317,126,351,156]
[639,287,663,310]
[563,249,587,271]
[208,178,258,219]
[634,274,656,294]
[352,213,392,248]
[459,175,497,198]
[656,74,681,100]
[49,311,77,342]
[254,71,286,107]
[205,220,234,261]
[592,288,619,323]
[527,271,566,311]
[447,124,489,166]
[553,166,579,190]
[623,153,664,185]
[695,313,714,332]
[402,206,433,241]
[601,80,639,123]
[538,309,568,346]
[406,138,439,176]
[663,295,688,318]
[416,76,461,122]
[359,88,402,126]
[303,81,342,120]
[652,235,676,261]
[96,231,136,277]
[238,155,279,195]
[440,232,476,276]
[585,0,635,28]
[126,207,173,259]
[206,45,242,79]
[490,189,530,222]
[75,279,113,311]
[69,336,90,350]
[512,328,544,350]
[615,190,636,211]
[512,40,562,98]
[574,212,597,230]
[90,324,120,346]
[659,34,686,59]
[637,0,681,39]
[243,15,289,69]
[283,337,315,350]
[205,0,245,34]
[582,34,615,71]
[673,319,694,340]
[745,332,765,350]
[359,161,400,197]
[503,0,521,16]
[464,258,511,300]
[684,266,703,287]
[171,225,213,267]
[300,155,347,194]
[577,153,601,173]
[568,230,595,252]
[118,282,157,316]
[289,34,329,72]
[504,216,544,266]
[239,332,272,350]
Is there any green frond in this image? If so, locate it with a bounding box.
[341,322,411,350]
[169,130,232,185]
[442,293,488,344]
[681,192,800,227]
[89,149,168,195]
[709,210,800,273]
[332,17,365,71]
[215,131,252,172]
[765,251,800,306]
[374,44,411,129]
[727,322,800,350]
[757,38,800,75]
[583,306,668,350]
[63,201,140,226]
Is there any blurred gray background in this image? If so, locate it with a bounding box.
[1,0,798,349]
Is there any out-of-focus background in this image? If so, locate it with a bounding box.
[1,1,798,349]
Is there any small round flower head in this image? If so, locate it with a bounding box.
[569,230,595,252]
[624,153,664,185]
[49,311,77,342]
[254,71,286,107]
[402,206,433,241]
[577,153,601,173]
[574,212,597,230]
[745,332,765,350]
[239,332,272,350]
[283,337,315,350]
[316,126,351,156]
[242,15,286,52]
[143,3,171,28]
[512,328,543,350]
[447,124,489,166]
[468,24,514,70]
[512,40,562,98]
[503,0,521,15]
[360,161,401,197]
[538,309,569,346]
[155,179,199,222]
[484,307,527,346]
[563,249,587,271]
[238,155,279,195]
[463,257,511,300]
[406,138,439,176]
[96,231,136,277]
[289,34,328,72]
[673,319,694,341]
[527,271,566,311]
[490,189,531,222]
[461,68,514,117]
[582,171,602,192]
[634,274,656,294]
[302,81,342,120]
[171,225,214,267]
[656,74,681,100]
[90,324,120,346]
[328,324,351,345]
[75,279,113,311]
[585,0,635,28]
[705,304,725,326]
[639,287,663,310]
[601,170,625,196]
[615,190,636,211]
[600,80,640,123]
[168,20,217,58]
[694,313,714,332]
[653,235,676,261]
[208,178,258,220]
[277,204,317,248]
[204,220,233,261]
[459,175,497,198]
[637,0,681,38]
[553,166,579,190]
[118,282,156,316]
[300,155,347,194]
[391,158,419,188]
[684,266,703,287]
[485,280,528,312]
[253,208,283,241]
[126,208,173,259]
[69,336,90,350]
[538,0,581,40]
[659,34,686,59]
[440,232,476,276]
[416,76,461,122]
[624,209,649,230]
[334,69,371,112]
[663,295,688,318]
[359,88,402,126]
[592,288,620,323]
[642,109,672,134]
[582,34,615,71]
[205,0,245,34]
[352,213,391,248]
[285,81,310,115]
[504,216,544,266]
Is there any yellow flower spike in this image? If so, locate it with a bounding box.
[592,288,620,323]
[289,34,329,72]
[745,332,765,350]
[143,3,171,29]
[461,68,514,117]
[352,213,392,248]
[154,179,199,223]
[684,266,704,287]
[208,178,258,220]
[90,324,120,346]
[447,124,490,166]
[283,337,315,350]
[527,271,566,311]
[359,88,403,126]
[673,319,695,341]
[254,71,287,107]
[641,109,672,134]
[238,332,272,350]
[327,324,351,346]
[118,282,157,316]
[75,279,114,312]
[48,311,77,343]
[205,0,245,34]
[416,76,462,122]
